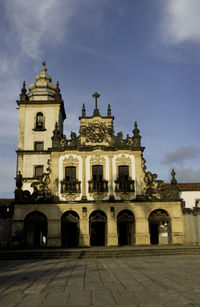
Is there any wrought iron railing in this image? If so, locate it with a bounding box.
[115,179,135,192]
[61,180,81,193]
[88,180,108,193]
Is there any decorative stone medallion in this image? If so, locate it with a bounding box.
[85,122,109,143]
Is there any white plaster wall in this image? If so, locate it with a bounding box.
[18,104,60,150]
[21,154,50,178]
[180,191,200,208]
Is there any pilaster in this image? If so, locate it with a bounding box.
[81,155,87,201]
[47,219,61,247]
[107,216,118,246]
[79,216,90,246]
[135,217,150,245]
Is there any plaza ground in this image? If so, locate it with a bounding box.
[0,253,200,306]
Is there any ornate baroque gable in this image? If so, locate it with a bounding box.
[51,93,144,151]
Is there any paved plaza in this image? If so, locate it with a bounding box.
[0,254,200,306]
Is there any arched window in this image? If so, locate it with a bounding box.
[36,112,44,130]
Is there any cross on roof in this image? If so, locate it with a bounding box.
[92,92,100,110]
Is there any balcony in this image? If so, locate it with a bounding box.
[88,180,108,193]
[61,180,81,194]
[115,179,135,193]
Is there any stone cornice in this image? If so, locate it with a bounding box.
[16,150,50,155]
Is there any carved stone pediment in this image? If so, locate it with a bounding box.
[62,213,79,222]
[117,212,134,222]
[116,155,131,164]
[90,213,107,222]
[90,153,106,164]
[63,155,79,165]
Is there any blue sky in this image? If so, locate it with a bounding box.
[0,0,200,198]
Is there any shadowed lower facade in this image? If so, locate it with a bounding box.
[12,63,185,248]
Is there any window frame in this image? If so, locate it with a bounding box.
[34,141,44,151]
[65,166,76,182]
[34,165,44,178]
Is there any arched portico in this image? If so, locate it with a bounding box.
[61,211,80,247]
[148,209,171,245]
[89,210,107,246]
[24,211,47,248]
[117,210,135,246]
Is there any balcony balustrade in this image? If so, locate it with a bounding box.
[61,180,81,194]
[88,180,108,193]
[115,179,135,192]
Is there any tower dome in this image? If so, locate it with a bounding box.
[28,62,57,101]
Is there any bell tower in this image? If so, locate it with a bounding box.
[16,62,66,192]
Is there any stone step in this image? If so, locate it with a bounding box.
[1,246,200,260]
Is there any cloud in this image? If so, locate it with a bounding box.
[162,0,200,44]
[4,0,79,59]
[162,146,200,165]
[64,113,80,138]
[175,168,200,182]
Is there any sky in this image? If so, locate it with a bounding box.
[0,0,200,198]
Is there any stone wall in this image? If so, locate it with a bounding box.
[183,211,200,245]
[0,218,12,248]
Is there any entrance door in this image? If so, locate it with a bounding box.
[62,222,78,247]
[61,211,79,248]
[90,222,105,246]
[150,224,159,245]
[117,210,135,246]
[24,211,47,248]
[89,210,107,246]
[118,222,130,245]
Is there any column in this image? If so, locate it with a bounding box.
[135,217,150,245]
[79,215,90,246]
[107,215,118,246]
[47,219,61,247]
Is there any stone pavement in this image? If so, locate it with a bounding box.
[0,254,200,306]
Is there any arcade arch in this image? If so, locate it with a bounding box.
[148,209,171,245]
[117,210,135,246]
[89,210,107,246]
[61,211,80,247]
[24,211,47,248]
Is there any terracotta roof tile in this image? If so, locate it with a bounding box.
[163,183,200,191]
[0,199,14,206]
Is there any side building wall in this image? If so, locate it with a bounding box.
[183,211,200,245]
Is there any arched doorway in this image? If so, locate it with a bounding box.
[61,211,79,247]
[117,210,135,246]
[149,209,171,245]
[89,210,107,246]
[24,211,47,248]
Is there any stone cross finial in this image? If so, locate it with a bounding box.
[42,61,47,71]
[171,169,177,187]
[92,92,100,110]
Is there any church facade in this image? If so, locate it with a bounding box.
[13,63,185,248]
